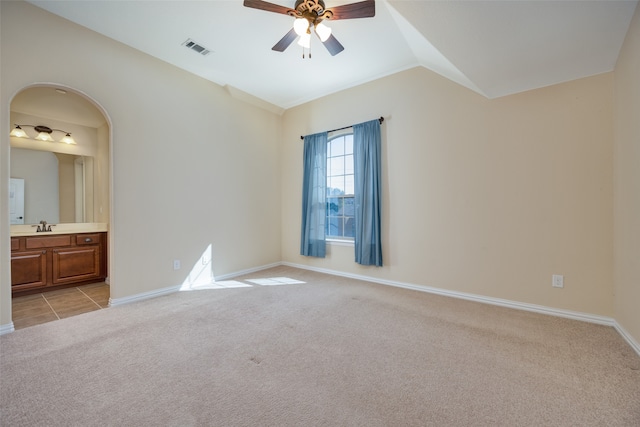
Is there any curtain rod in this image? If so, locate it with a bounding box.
[300,116,384,140]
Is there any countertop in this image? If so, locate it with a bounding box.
[10,223,108,237]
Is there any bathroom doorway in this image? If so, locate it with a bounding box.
[8,84,111,329]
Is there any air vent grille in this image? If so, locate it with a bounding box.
[182,39,212,56]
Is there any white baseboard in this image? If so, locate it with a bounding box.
[108,262,282,307]
[281,262,618,327]
[0,322,15,335]
[109,284,180,307]
[614,321,640,356]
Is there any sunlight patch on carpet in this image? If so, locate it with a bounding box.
[183,280,253,291]
[246,277,306,286]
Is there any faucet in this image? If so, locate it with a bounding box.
[36,220,53,232]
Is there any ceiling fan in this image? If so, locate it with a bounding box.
[243,0,375,56]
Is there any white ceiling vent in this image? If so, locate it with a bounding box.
[182,39,212,56]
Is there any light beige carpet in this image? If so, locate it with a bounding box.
[1,266,639,426]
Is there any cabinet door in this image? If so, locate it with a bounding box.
[52,246,101,285]
[11,250,47,290]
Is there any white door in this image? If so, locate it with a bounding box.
[10,178,25,224]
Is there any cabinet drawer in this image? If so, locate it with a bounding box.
[11,238,19,251]
[26,235,72,249]
[76,233,102,245]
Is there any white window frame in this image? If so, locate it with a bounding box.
[326,128,355,244]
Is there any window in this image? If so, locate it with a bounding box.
[301,119,382,264]
[326,132,354,240]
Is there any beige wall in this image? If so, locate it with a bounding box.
[614,5,640,345]
[282,67,614,317]
[0,1,282,326]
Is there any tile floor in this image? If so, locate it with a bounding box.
[11,282,110,330]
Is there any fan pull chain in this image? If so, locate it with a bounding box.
[302,46,312,59]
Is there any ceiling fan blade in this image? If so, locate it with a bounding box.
[243,0,294,16]
[327,0,375,20]
[272,28,298,52]
[322,33,345,56]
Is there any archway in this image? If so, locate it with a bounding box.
[8,84,113,329]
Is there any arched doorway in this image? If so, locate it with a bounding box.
[8,84,112,329]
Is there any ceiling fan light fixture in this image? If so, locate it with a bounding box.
[293,18,309,36]
[315,21,331,42]
[244,0,376,56]
[10,125,28,138]
[297,32,311,48]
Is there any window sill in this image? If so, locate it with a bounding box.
[327,239,354,247]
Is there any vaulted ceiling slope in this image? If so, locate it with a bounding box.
[28,0,638,112]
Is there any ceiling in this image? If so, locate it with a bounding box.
[25,0,639,113]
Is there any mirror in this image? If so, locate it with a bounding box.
[10,148,94,224]
[9,85,109,226]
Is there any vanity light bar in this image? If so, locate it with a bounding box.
[10,124,76,145]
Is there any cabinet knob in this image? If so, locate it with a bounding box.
[85,238,92,242]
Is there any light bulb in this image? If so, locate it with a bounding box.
[293,18,309,36]
[315,22,332,42]
[297,32,311,49]
[10,126,28,138]
[35,132,54,142]
[60,133,76,144]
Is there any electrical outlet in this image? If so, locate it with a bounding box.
[552,274,564,288]
[173,259,181,270]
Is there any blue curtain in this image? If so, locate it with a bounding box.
[300,132,328,257]
[353,120,383,266]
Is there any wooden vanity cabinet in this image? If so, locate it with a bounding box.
[11,232,107,294]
